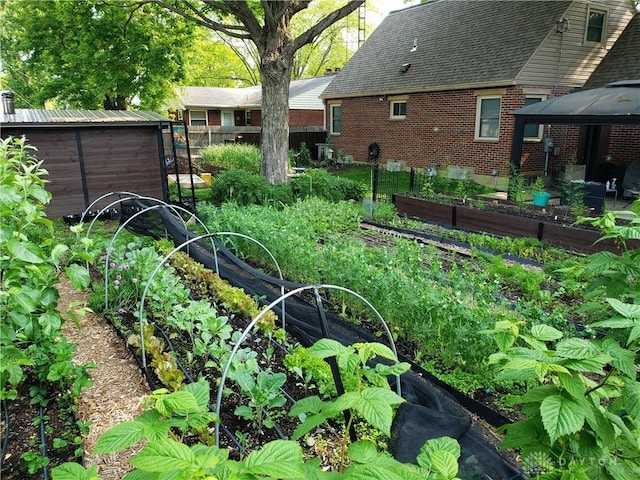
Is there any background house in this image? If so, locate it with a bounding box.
[0,108,172,218]
[320,0,636,187]
[579,13,640,185]
[171,75,335,155]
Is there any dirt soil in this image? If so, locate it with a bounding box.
[59,277,151,479]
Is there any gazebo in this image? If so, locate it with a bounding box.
[511,80,640,177]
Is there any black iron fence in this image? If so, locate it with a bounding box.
[371,165,429,202]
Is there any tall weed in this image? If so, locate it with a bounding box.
[200,144,261,174]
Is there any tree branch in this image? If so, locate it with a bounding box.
[150,0,253,39]
[292,0,364,51]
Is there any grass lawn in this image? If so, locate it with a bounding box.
[329,164,412,197]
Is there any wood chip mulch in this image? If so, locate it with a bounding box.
[59,277,151,479]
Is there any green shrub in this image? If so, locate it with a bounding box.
[200,144,261,174]
[210,169,271,205]
[289,142,313,168]
[291,169,366,202]
[265,182,294,207]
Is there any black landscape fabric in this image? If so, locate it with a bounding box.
[120,199,523,480]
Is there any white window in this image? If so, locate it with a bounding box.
[475,96,501,140]
[585,7,607,44]
[189,110,207,126]
[523,96,545,139]
[330,104,342,134]
[390,100,407,120]
[221,110,234,127]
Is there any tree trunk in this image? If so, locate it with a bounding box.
[260,62,291,184]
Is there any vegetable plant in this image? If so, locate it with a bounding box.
[232,370,287,434]
[289,339,410,471]
[1,136,94,474]
[52,379,463,480]
[483,208,640,478]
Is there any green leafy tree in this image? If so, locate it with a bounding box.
[152,0,365,184]
[179,27,255,87]
[0,0,195,110]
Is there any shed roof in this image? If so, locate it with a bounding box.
[321,0,571,99]
[583,14,640,89]
[511,80,640,123]
[1,108,172,127]
[173,75,334,111]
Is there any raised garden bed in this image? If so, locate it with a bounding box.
[393,193,636,254]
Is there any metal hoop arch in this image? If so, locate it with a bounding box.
[137,232,286,371]
[79,191,141,225]
[104,203,211,311]
[214,284,399,446]
[209,232,287,329]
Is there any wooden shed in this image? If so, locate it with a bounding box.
[0,109,173,218]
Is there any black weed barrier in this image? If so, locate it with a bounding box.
[118,199,524,480]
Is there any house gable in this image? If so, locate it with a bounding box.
[517,1,636,88]
[583,13,640,89]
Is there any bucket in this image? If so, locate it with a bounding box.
[532,191,551,207]
[200,172,212,186]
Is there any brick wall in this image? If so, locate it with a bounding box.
[326,86,640,177]
[289,109,324,127]
[608,126,640,167]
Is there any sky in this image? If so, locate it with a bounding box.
[371,0,421,24]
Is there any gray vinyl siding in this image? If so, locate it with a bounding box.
[516,1,635,88]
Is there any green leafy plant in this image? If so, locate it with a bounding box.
[232,370,287,434]
[1,136,95,477]
[53,376,462,479]
[284,345,337,397]
[127,321,185,391]
[530,175,546,195]
[289,339,409,471]
[508,164,527,207]
[561,179,586,217]
[291,168,366,202]
[483,211,640,478]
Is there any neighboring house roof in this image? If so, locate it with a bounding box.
[321,0,572,99]
[175,86,262,109]
[1,109,172,127]
[174,75,335,111]
[583,13,640,89]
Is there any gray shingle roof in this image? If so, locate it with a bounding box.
[321,0,571,98]
[583,13,640,89]
[1,109,171,126]
[175,85,262,109]
[174,76,335,110]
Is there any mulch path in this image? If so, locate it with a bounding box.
[59,277,150,479]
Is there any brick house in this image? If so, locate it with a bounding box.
[320,0,636,186]
[170,75,335,152]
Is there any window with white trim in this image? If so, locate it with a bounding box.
[390,100,407,119]
[475,96,501,140]
[585,7,607,44]
[221,110,234,127]
[330,104,342,134]
[189,110,206,126]
[523,96,545,139]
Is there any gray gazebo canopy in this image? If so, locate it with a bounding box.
[510,80,640,168]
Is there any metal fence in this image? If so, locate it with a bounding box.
[371,165,428,202]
